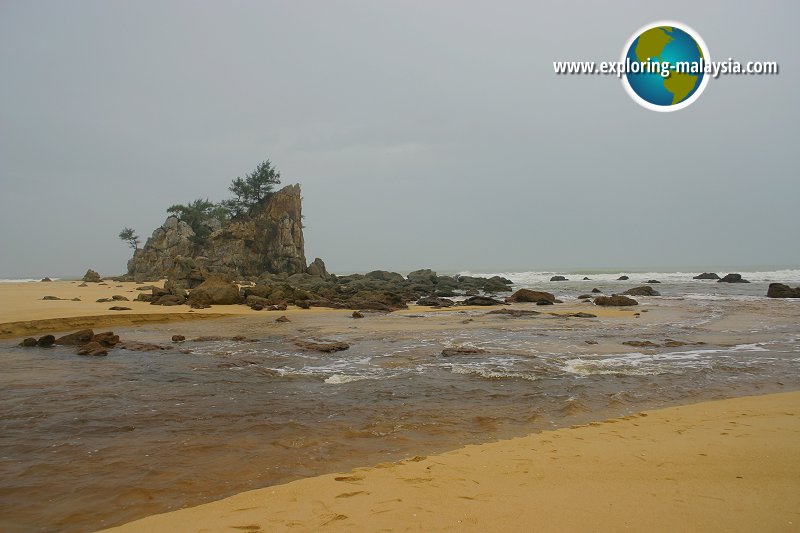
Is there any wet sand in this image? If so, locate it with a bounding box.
[100,391,800,533]
[2,280,798,532]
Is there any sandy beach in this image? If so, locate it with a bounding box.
[99,391,800,533]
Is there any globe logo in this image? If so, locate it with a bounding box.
[621,21,710,112]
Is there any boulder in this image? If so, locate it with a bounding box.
[37,335,56,347]
[294,340,350,353]
[506,289,556,303]
[109,306,132,311]
[42,296,63,301]
[718,273,750,283]
[55,329,95,345]
[623,286,661,297]
[188,276,242,305]
[365,270,405,283]
[40,277,52,282]
[83,269,102,282]
[767,283,800,298]
[617,275,629,281]
[591,288,602,293]
[416,297,455,307]
[111,295,129,301]
[594,295,638,306]
[76,341,108,356]
[577,294,593,300]
[306,257,330,278]
[352,311,364,319]
[93,332,120,347]
[693,272,720,280]
[646,280,661,284]
[19,338,38,347]
[536,299,554,305]
[407,269,438,284]
[275,315,290,323]
[461,295,505,306]
[172,335,186,342]
[550,276,568,281]
[582,277,591,280]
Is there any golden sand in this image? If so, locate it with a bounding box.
[100,391,800,532]
[0,280,635,338]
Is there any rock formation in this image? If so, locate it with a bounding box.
[127,184,307,280]
[767,283,800,298]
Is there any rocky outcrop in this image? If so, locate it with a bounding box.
[693,272,720,280]
[767,283,800,298]
[188,276,242,306]
[127,184,307,280]
[306,258,329,278]
[718,273,750,283]
[83,269,101,282]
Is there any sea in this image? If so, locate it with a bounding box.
[1,268,799,532]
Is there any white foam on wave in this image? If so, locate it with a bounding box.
[563,343,770,376]
[0,278,60,283]
[458,269,800,286]
[449,363,539,381]
[324,374,372,384]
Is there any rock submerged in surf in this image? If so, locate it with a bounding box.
[441,347,487,356]
[717,273,750,283]
[693,272,720,280]
[766,283,800,298]
[294,340,350,353]
[623,286,661,297]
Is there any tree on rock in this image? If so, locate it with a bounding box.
[221,160,282,217]
[118,227,140,250]
[167,198,229,246]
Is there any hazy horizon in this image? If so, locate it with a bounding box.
[2,1,798,278]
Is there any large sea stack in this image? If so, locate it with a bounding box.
[127,184,307,280]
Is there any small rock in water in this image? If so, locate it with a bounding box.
[536,299,554,306]
[352,311,364,318]
[294,340,349,353]
[550,275,568,281]
[55,329,95,345]
[486,309,541,317]
[583,277,591,280]
[276,315,290,323]
[108,306,132,311]
[37,335,56,347]
[617,275,629,281]
[623,340,659,347]
[441,347,486,356]
[76,341,108,357]
[766,283,800,298]
[20,337,38,347]
[172,335,186,342]
[623,286,661,297]
[646,279,661,284]
[40,277,52,282]
[693,272,720,280]
[718,273,749,283]
[591,288,602,293]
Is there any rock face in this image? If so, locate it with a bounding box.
[718,273,750,283]
[127,184,307,280]
[767,283,800,298]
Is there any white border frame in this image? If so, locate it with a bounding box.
[621,20,711,112]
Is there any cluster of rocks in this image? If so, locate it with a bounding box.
[132,263,517,312]
[19,329,120,356]
[693,272,750,283]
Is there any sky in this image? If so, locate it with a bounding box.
[0,1,797,277]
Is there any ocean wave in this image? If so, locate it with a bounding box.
[458,269,800,285]
[324,374,372,384]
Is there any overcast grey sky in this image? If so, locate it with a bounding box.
[0,1,797,277]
